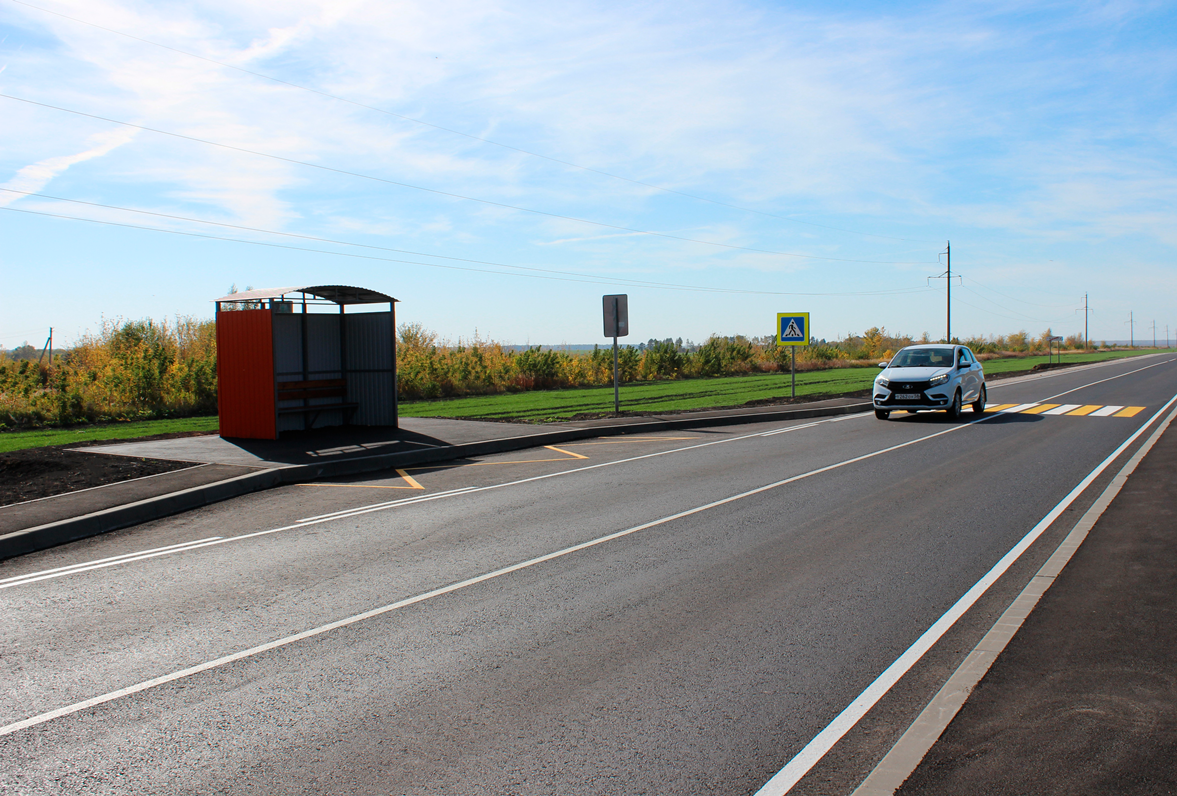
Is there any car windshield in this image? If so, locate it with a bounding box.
[889,347,954,369]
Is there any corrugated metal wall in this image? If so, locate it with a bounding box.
[345,312,396,426]
[216,309,276,439]
[271,310,395,431]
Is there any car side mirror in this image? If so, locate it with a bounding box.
[878,361,889,368]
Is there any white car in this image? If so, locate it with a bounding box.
[873,344,986,420]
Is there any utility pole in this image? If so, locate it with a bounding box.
[1128,312,1135,348]
[37,327,53,366]
[927,241,959,343]
[1075,294,1092,349]
[1151,319,1156,348]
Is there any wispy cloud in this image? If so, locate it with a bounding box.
[0,126,137,206]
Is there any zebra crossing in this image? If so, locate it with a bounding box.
[987,403,1144,418]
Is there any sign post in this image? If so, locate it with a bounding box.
[603,295,629,414]
[776,312,810,399]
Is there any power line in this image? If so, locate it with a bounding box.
[961,275,1077,309]
[1,92,936,266]
[1,187,939,297]
[1,205,940,299]
[5,0,937,245]
[958,286,1070,325]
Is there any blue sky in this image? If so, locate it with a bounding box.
[1,0,1175,349]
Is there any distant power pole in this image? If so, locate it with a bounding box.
[37,327,53,366]
[1076,293,1091,349]
[1128,312,1135,348]
[1151,319,1156,348]
[927,241,959,342]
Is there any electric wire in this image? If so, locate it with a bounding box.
[4,0,937,245]
[0,205,940,299]
[958,285,1072,325]
[0,93,937,266]
[961,275,1078,309]
[0,188,936,297]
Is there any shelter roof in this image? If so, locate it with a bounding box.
[213,285,396,305]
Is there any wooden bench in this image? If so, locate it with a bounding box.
[276,378,358,428]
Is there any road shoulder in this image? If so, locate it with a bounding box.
[894,410,1177,794]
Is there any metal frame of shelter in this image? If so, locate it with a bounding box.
[213,285,398,439]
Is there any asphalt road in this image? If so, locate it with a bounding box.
[3,355,1175,795]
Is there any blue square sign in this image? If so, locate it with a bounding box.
[776,313,809,346]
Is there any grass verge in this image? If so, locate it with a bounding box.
[0,416,219,453]
[400,348,1169,422]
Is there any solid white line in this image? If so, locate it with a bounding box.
[753,389,1177,796]
[0,534,223,584]
[1040,357,1176,403]
[851,397,1177,795]
[0,537,226,590]
[1042,404,1081,415]
[0,415,987,737]
[296,413,868,524]
[1091,405,1124,417]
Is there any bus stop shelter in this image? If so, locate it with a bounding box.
[214,285,398,439]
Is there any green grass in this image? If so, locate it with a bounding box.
[401,348,1172,422]
[0,416,219,453]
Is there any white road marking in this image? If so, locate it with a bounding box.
[1002,403,1040,413]
[1042,404,1081,415]
[1090,405,1124,417]
[9,358,1171,589]
[0,416,991,737]
[1039,357,1176,403]
[754,389,1177,796]
[851,397,1177,795]
[0,537,224,590]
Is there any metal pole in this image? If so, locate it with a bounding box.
[946,241,951,343]
[791,346,796,399]
[612,336,620,414]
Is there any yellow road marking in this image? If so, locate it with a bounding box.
[1021,403,1061,415]
[1066,405,1102,415]
[296,483,418,490]
[1114,406,1145,417]
[986,403,1019,412]
[395,468,425,489]
[559,436,697,446]
[544,445,588,459]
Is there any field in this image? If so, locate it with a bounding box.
[0,416,219,453]
[1,348,1166,452]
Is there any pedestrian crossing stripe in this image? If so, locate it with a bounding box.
[987,403,1145,417]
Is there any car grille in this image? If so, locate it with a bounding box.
[891,380,931,392]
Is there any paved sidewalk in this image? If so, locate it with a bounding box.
[895,416,1177,794]
[0,397,869,560]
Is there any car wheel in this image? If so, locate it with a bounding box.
[972,385,987,415]
[947,390,962,420]
[875,409,890,420]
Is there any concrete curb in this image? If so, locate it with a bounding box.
[0,401,871,560]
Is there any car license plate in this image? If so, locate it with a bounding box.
[896,393,920,400]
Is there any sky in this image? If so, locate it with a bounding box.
[1,0,1175,349]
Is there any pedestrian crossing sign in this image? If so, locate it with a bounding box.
[777,313,809,346]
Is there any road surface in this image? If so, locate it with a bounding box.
[3,354,1174,795]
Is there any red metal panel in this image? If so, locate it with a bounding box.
[216,309,276,439]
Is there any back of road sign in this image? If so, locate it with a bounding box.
[777,312,809,346]
[604,295,629,337]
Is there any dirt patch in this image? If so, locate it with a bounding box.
[0,440,203,506]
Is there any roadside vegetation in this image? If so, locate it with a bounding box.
[0,315,1165,439]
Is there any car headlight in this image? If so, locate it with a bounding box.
[929,373,949,387]
[876,377,889,388]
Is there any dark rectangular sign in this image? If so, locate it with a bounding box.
[603,294,629,337]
